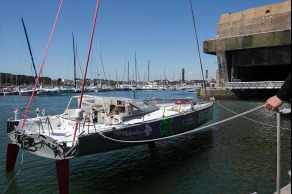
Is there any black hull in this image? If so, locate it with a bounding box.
[76,104,213,156]
[6,104,213,159]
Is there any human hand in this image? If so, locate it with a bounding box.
[264,95,284,111]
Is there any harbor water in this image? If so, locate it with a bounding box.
[0,90,291,194]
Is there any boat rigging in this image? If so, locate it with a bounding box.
[21,18,38,80]
[5,1,216,194]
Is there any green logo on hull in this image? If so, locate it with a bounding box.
[160,116,173,136]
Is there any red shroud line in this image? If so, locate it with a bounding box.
[21,0,64,129]
[72,0,101,143]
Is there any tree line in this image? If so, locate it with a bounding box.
[0,73,52,86]
[0,72,210,87]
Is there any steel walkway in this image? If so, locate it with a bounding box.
[223,81,284,89]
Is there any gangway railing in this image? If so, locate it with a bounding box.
[223,81,284,90]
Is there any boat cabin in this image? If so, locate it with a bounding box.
[62,95,159,124]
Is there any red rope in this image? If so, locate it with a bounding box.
[21,0,64,129]
[72,0,101,142]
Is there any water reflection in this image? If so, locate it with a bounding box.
[69,129,214,193]
[0,93,290,194]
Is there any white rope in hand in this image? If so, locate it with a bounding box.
[217,103,291,131]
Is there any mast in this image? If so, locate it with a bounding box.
[122,55,127,85]
[189,0,207,96]
[128,60,130,85]
[99,49,107,88]
[21,0,64,129]
[98,43,101,88]
[108,72,110,87]
[73,0,101,143]
[72,33,77,89]
[115,69,118,87]
[135,53,137,86]
[148,60,150,83]
[21,17,38,79]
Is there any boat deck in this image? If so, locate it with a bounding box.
[17,103,211,147]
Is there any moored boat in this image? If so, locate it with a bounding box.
[37,87,63,96]
[7,95,213,159]
[4,1,214,193]
[18,87,36,96]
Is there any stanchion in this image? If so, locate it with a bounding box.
[276,112,281,194]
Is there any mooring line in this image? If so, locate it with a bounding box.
[98,105,265,144]
[217,103,291,131]
[2,149,25,194]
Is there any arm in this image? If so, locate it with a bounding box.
[264,95,284,111]
[264,73,291,111]
[276,73,291,101]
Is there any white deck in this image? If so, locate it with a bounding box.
[17,102,211,147]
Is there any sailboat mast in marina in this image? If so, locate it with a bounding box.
[72,33,77,89]
[21,17,38,80]
[5,2,214,194]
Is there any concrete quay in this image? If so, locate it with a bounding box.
[197,86,283,99]
[204,0,291,88]
[197,87,237,100]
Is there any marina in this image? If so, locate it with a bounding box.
[0,90,291,193]
[0,0,291,193]
[6,94,213,160]
[0,83,201,96]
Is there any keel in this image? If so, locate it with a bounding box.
[56,159,69,194]
[6,143,19,172]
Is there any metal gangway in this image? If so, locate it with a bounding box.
[223,81,284,90]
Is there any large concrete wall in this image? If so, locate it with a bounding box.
[218,1,291,38]
[204,0,291,83]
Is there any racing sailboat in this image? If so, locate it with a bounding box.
[5,1,213,194]
[7,95,213,159]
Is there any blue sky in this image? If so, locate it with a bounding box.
[0,0,286,82]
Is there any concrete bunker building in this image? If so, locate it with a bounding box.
[204,0,291,86]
